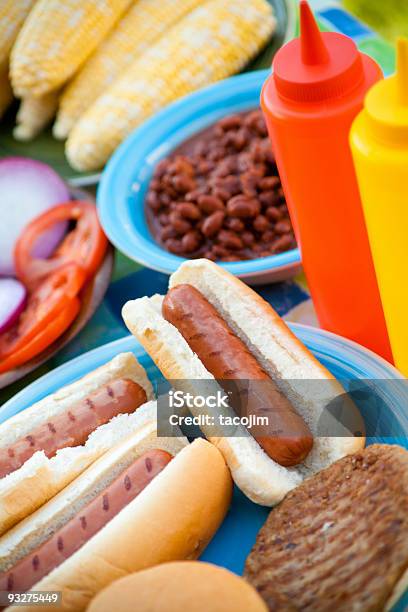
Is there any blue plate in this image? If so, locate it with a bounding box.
[97,70,302,285]
[1,324,407,610]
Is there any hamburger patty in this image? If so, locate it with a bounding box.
[245,444,408,612]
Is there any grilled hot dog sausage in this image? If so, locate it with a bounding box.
[0,449,172,593]
[0,379,147,479]
[162,284,313,467]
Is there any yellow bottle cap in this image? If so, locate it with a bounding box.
[365,37,408,145]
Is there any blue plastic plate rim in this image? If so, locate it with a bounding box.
[97,69,301,277]
[1,323,406,425]
[1,324,406,610]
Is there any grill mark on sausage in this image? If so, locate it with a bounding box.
[32,556,40,571]
[189,333,205,341]
[68,411,76,422]
[80,516,87,530]
[57,537,64,552]
[223,368,239,377]
[106,386,114,398]
[124,475,131,490]
[209,350,221,358]
[85,398,94,410]
[102,495,109,511]
[47,422,56,434]
[26,435,35,447]
[145,457,152,472]
[7,448,15,458]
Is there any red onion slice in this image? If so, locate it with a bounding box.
[0,157,70,276]
[0,278,27,334]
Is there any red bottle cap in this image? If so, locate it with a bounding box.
[272,1,364,102]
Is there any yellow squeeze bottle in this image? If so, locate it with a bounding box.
[350,38,408,375]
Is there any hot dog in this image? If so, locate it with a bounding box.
[1,449,172,593]
[162,284,313,467]
[122,258,365,507]
[0,428,232,612]
[0,379,147,479]
[0,353,154,536]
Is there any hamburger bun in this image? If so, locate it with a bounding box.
[87,561,268,612]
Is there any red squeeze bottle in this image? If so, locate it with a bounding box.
[261,0,392,361]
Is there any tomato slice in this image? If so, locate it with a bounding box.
[0,264,85,359]
[15,201,108,288]
[0,297,80,374]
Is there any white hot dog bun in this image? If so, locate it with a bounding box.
[122,259,365,506]
[0,352,153,535]
[0,430,232,611]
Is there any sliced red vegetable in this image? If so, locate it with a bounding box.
[0,297,80,374]
[15,200,108,289]
[0,279,27,334]
[0,157,69,276]
[0,264,85,360]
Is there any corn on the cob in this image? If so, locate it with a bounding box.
[0,0,36,69]
[10,0,133,98]
[66,0,275,172]
[0,65,13,119]
[13,90,59,140]
[54,0,204,140]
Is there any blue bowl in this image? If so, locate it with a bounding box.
[1,325,406,611]
[97,70,302,285]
